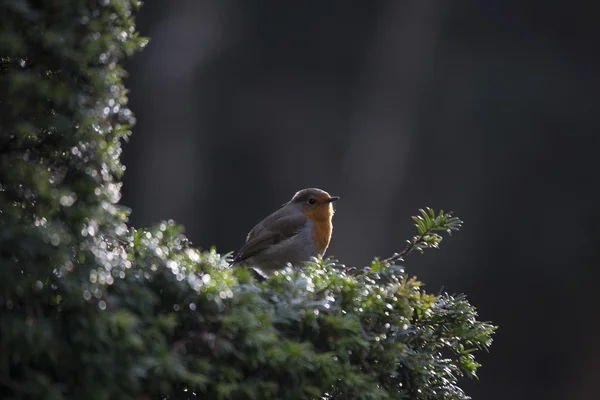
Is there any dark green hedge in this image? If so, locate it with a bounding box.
[0,1,495,399]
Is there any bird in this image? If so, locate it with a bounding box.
[231,188,339,277]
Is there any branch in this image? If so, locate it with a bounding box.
[384,208,462,264]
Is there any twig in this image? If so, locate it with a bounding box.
[383,242,417,264]
[383,208,462,265]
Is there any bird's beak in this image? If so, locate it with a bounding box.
[325,196,340,203]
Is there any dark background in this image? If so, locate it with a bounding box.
[121,1,600,399]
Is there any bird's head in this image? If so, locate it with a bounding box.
[288,188,339,222]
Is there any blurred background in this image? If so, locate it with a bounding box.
[121,1,600,399]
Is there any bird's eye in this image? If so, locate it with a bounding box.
[307,198,316,205]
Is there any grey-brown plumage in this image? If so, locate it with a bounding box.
[232,188,339,277]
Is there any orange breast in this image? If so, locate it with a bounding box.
[305,204,334,255]
[312,219,332,255]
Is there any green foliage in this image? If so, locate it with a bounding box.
[384,208,462,264]
[0,1,495,400]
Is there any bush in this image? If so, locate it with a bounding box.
[0,1,495,399]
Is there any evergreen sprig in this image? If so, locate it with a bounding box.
[385,208,463,264]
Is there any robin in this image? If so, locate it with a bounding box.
[232,188,339,277]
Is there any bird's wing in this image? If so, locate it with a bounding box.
[232,209,307,265]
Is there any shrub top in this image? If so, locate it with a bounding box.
[0,2,495,399]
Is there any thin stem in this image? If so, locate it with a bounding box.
[383,236,421,264]
[383,211,461,264]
